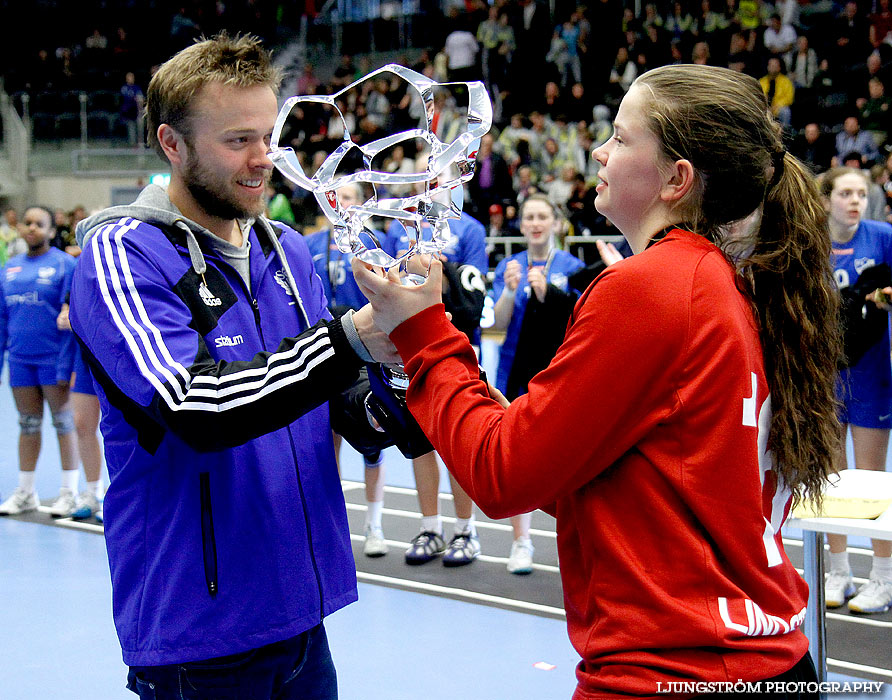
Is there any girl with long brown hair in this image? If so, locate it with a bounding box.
[353,64,841,697]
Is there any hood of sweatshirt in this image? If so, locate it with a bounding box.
[75,184,310,326]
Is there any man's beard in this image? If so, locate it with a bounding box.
[183,150,266,221]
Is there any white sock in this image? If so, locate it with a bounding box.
[829,551,851,575]
[454,515,475,536]
[19,471,36,494]
[421,515,442,535]
[61,469,79,492]
[871,555,892,583]
[86,480,102,498]
[365,500,383,529]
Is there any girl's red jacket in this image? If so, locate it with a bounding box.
[391,230,810,698]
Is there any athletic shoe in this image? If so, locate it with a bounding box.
[48,488,77,518]
[443,530,480,567]
[363,525,388,557]
[824,570,856,608]
[0,487,40,515]
[507,537,535,575]
[71,491,101,520]
[405,530,446,565]
[95,509,103,524]
[847,576,892,614]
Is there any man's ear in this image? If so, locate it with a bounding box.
[157,124,186,168]
[660,158,695,204]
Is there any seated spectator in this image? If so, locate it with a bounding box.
[858,77,892,147]
[641,3,665,33]
[665,1,696,46]
[295,62,321,95]
[691,41,711,65]
[566,82,593,125]
[331,54,356,89]
[790,35,819,91]
[526,110,558,164]
[513,164,539,207]
[606,46,637,107]
[727,31,759,77]
[763,14,797,68]
[835,115,881,166]
[540,81,566,120]
[791,122,835,174]
[849,52,891,106]
[759,57,795,126]
[833,1,871,69]
[543,164,578,208]
[736,0,767,32]
[468,133,514,224]
[699,0,731,44]
[382,145,417,198]
[496,113,533,170]
[565,172,597,235]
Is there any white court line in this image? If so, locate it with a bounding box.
[355,570,567,617]
[343,501,557,538]
[348,533,560,573]
[827,658,892,679]
[826,612,892,629]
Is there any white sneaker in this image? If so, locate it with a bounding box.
[847,576,892,614]
[47,488,77,518]
[363,525,388,557]
[0,487,40,515]
[71,490,101,520]
[507,537,535,575]
[824,569,856,608]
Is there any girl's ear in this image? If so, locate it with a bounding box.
[660,158,695,204]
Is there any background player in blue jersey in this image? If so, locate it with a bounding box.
[822,167,892,614]
[306,182,389,557]
[491,194,585,574]
[57,298,105,521]
[0,206,78,517]
[383,207,487,565]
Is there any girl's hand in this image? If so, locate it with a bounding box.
[351,257,445,335]
[596,239,624,266]
[504,259,522,292]
[57,303,71,331]
[486,382,511,409]
[527,265,548,303]
[867,286,892,310]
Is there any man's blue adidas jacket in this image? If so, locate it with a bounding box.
[70,185,366,666]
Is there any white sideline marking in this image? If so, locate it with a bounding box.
[355,570,567,617]
[342,493,558,539]
[828,657,892,679]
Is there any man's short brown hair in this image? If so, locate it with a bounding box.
[146,33,282,161]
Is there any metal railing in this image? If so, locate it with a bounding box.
[70,146,163,176]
